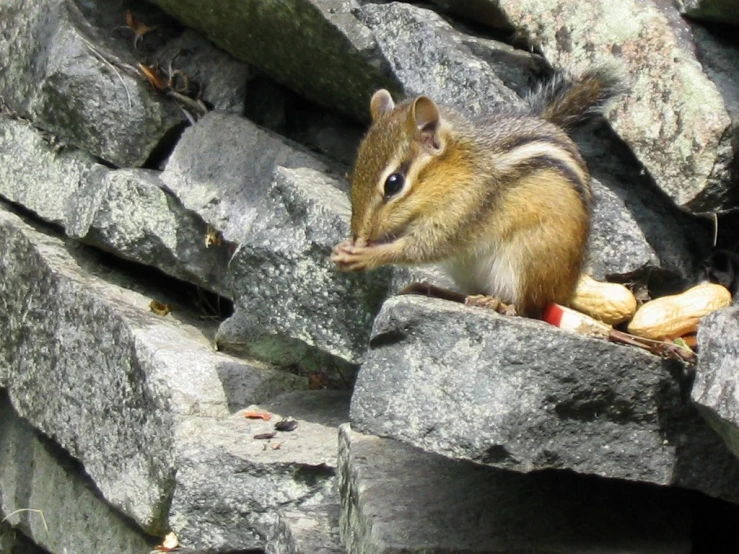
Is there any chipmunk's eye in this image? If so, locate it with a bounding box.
[384,173,404,198]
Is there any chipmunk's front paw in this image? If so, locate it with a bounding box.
[331,241,375,272]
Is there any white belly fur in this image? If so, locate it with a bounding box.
[439,241,521,305]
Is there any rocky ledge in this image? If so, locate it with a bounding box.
[1,0,739,553]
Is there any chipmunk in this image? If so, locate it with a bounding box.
[331,67,623,317]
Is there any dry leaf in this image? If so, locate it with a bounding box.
[254,432,277,440]
[205,225,222,248]
[244,410,272,421]
[149,300,171,316]
[126,11,157,48]
[138,63,169,91]
[153,531,179,552]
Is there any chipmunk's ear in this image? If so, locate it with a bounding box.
[412,96,442,152]
[370,90,395,121]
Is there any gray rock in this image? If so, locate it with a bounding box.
[688,23,739,208]
[0,114,234,294]
[170,390,349,551]
[217,165,393,367]
[160,112,397,366]
[0,522,46,554]
[680,0,739,25]
[578,128,711,281]
[350,295,739,503]
[0,0,185,167]
[587,179,659,279]
[2,110,418,372]
[0,0,250,168]
[0,395,154,554]
[692,306,739,460]
[147,0,399,120]
[357,2,529,117]
[160,112,342,244]
[0,117,107,227]
[339,424,693,553]
[153,29,252,116]
[0,206,304,533]
[243,74,365,167]
[265,505,344,554]
[427,0,514,30]
[434,0,734,210]
[70,167,231,290]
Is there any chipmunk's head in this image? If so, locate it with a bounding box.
[348,89,464,248]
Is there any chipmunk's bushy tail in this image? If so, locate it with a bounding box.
[526,66,625,131]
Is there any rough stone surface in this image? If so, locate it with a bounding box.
[147,0,399,120]
[688,23,739,208]
[339,425,692,553]
[1,110,425,373]
[357,2,536,117]
[170,390,349,551]
[0,522,46,554]
[243,74,365,167]
[587,178,659,279]
[350,295,739,504]
[692,306,739,460]
[160,112,401,365]
[2,2,739,552]
[0,394,155,554]
[160,112,342,244]
[428,0,514,29]
[0,206,304,534]
[0,116,106,227]
[265,504,344,554]
[577,128,711,281]
[0,0,186,167]
[154,29,252,116]
[70,167,231,290]
[0,0,250,168]
[680,0,739,25]
[0,114,233,293]
[441,0,735,210]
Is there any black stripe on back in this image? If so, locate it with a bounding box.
[515,154,591,205]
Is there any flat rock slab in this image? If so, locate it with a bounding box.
[0,114,232,293]
[170,390,349,551]
[148,0,399,120]
[350,295,739,504]
[0,116,107,228]
[339,425,692,553]
[0,395,154,554]
[0,205,304,534]
[692,306,739,459]
[266,504,344,554]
